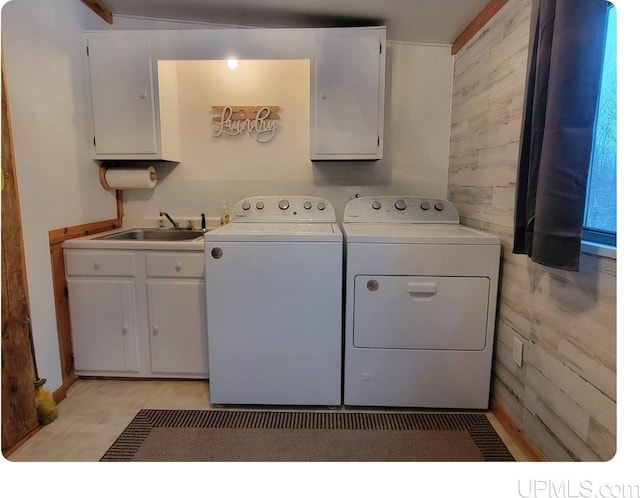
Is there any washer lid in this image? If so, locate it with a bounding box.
[205,222,343,242]
[342,223,500,244]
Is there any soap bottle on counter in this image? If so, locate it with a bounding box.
[220,202,230,225]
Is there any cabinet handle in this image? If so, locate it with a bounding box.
[175,262,182,272]
[320,92,327,100]
[94,261,101,270]
[122,325,129,335]
[140,92,148,100]
[152,326,159,335]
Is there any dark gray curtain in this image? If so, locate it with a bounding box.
[513,0,609,271]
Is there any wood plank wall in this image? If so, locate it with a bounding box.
[448,0,616,461]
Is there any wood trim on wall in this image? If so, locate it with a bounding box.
[80,0,113,24]
[451,0,508,55]
[491,398,546,461]
[49,217,121,245]
[116,189,124,222]
[49,216,122,391]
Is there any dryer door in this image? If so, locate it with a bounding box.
[352,275,490,351]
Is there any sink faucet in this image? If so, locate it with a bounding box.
[159,211,179,228]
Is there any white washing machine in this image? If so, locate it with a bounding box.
[205,196,343,406]
[342,196,501,409]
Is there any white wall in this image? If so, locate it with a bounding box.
[1,0,454,392]
[124,41,454,222]
[1,0,116,391]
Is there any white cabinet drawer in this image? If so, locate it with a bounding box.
[146,252,204,278]
[65,250,136,277]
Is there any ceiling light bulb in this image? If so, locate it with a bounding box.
[227,58,238,70]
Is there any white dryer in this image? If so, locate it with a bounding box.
[342,196,501,409]
[205,196,343,406]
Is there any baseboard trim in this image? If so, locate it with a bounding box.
[4,383,70,458]
[2,424,42,458]
[491,398,545,461]
[52,384,67,405]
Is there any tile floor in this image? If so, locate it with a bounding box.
[5,378,528,462]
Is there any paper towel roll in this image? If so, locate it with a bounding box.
[100,166,157,190]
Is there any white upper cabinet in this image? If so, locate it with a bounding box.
[312,28,385,160]
[85,27,385,162]
[86,34,180,161]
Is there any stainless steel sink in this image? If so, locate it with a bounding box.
[95,228,205,241]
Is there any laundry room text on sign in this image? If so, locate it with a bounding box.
[211,105,280,143]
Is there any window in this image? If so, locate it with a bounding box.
[583,4,616,247]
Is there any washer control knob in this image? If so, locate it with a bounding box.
[303,200,312,210]
[434,201,445,211]
[278,199,290,210]
[394,199,407,211]
[242,201,251,211]
[256,201,264,210]
[371,200,381,210]
[317,201,326,211]
[420,201,430,211]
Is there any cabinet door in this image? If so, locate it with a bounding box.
[67,279,139,373]
[313,29,385,160]
[87,35,158,155]
[147,280,208,377]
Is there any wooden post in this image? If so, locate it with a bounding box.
[2,47,40,453]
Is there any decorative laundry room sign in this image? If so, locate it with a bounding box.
[211,106,280,143]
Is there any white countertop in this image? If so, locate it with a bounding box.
[61,228,206,251]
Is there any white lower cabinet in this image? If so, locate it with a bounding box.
[147,280,207,376]
[64,248,207,378]
[146,252,208,377]
[66,279,139,373]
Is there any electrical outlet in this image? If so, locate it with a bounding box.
[513,337,523,368]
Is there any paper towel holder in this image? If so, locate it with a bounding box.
[99,166,158,191]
